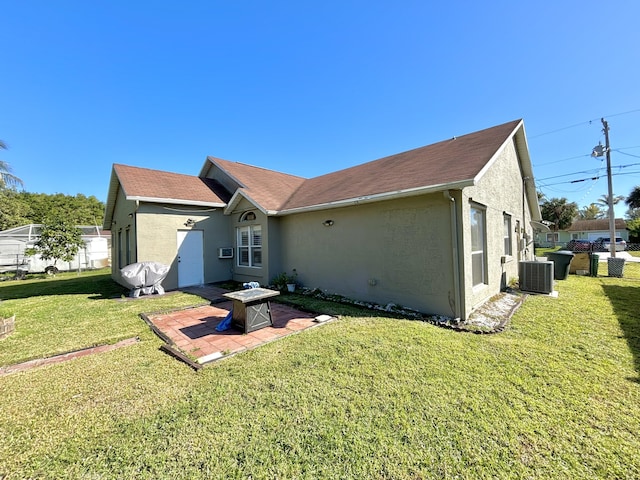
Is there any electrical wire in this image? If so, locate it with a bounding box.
[528,108,640,139]
[615,150,640,159]
[533,147,640,167]
[538,170,640,187]
[533,154,591,167]
[536,162,640,182]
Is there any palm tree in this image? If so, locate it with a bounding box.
[0,140,24,189]
[578,203,605,220]
[596,194,625,207]
[596,193,625,218]
[626,186,640,210]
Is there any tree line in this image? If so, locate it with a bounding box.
[0,191,105,231]
[1,139,104,230]
[2,140,104,272]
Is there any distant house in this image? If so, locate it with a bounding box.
[103,119,542,320]
[551,218,629,245]
[0,224,110,273]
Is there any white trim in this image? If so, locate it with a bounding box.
[236,224,262,268]
[470,203,488,287]
[277,180,474,216]
[125,195,226,207]
[224,189,269,216]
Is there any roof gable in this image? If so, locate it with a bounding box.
[114,164,231,205]
[103,164,232,229]
[206,157,306,212]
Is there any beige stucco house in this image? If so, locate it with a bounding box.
[103,119,542,320]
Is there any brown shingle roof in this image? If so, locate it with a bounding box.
[208,158,306,211]
[107,119,527,228]
[209,120,522,212]
[114,164,231,205]
[566,218,627,232]
[281,120,522,210]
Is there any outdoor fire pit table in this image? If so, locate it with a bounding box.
[223,288,280,333]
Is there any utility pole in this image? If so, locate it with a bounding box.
[602,118,617,258]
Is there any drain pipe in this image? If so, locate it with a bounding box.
[444,190,462,320]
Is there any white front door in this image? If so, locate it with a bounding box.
[177,230,204,287]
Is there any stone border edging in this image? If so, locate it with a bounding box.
[0,337,140,376]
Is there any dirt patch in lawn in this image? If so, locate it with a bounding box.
[430,291,526,334]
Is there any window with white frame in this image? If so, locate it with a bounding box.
[117,230,123,269]
[503,214,512,256]
[546,232,558,243]
[237,225,262,267]
[470,204,487,287]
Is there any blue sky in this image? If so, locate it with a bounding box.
[2,1,639,218]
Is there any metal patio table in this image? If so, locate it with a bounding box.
[223,288,280,333]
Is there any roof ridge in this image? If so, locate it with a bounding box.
[299,119,523,183]
[209,157,307,180]
[115,163,200,179]
[278,119,522,211]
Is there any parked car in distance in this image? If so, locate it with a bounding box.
[593,237,627,252]
[566,239,592,252]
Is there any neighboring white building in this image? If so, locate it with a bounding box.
[0,224,110,274]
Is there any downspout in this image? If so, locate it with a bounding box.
[522,177,530,259]
[133,200,139,263]
[444,190,462,320]
[522,178,526,257]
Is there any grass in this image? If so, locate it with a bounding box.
[0,269,206,366]
[1,271,639,478]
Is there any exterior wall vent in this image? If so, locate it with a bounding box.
[519,261,554,294]
[218,247,234,259]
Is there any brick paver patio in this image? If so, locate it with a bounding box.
[146,286,333,364]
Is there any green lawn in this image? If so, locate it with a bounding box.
[0,269,206,366]
[1,270,639,478]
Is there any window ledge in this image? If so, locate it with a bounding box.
[472,283,488,294]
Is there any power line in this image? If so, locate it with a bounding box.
[537,167,603,182]
[536,162,640,182]
[528,108,640,139]
[534,154,591,167]
[533,146,640,167]
[538,170,640,187]
[615,150,640,159]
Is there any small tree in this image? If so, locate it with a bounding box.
[626,217,640,243]
[27,220,85,273]
[540,197,578,245]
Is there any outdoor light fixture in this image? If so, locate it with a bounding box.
[322,220,334,227]
[184,218,196,227]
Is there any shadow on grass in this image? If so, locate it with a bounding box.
[0,272,127,301]
[602,284,640,382]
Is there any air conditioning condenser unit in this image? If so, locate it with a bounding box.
[218,247,234,259]
[519,261,554,294]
